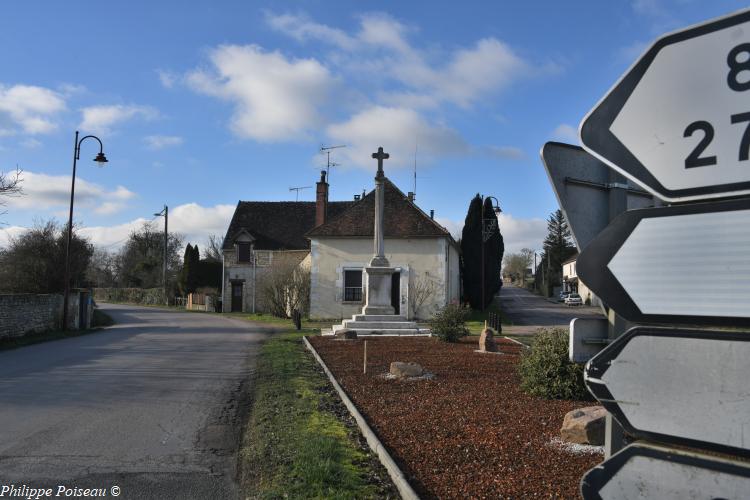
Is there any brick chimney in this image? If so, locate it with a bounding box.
[315,170,328,226]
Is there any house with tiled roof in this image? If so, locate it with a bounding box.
[221,170,460,319]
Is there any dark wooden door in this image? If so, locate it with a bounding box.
[231,283,243,312]
[391,272,400,315]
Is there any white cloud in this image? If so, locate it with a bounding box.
[3,202,237,251]
[326,106,469,168]
[79,104,158,135]
[187,44,334,141]
[0,84,66,134]
[144,135,183,150]
[265,12,357,50]
[4,171,135,215]
[267,12,531,109]
[435,212,547,256]
[79,203,235,249]
[487,146,524,160]
[0,225,26,248]
[157,69,178,89]
[551,123,578,143]
[78,218,151,248]
[21,138,42,149]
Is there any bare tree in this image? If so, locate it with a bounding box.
[204,234,224,262]
[503,248,534,285]
[258,255,310,318]
[409,273,439,319]
[0,167,23,219]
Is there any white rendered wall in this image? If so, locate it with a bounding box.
[309,237,458,320]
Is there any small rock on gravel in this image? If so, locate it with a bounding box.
[335,329,358,340]
[560,405,607,445]
[389,361,424,378]
[479,328,497,352]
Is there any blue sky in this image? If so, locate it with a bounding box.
[0,0,746,255]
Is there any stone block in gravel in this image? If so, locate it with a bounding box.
[479,327,497,352]
[560,405,607,445]
[335,329,358,339]
[389,361,423,378]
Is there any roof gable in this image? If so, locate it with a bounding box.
[306,178,451,239]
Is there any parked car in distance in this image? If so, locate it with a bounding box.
[558,291,571,302]
[565,293,583,306]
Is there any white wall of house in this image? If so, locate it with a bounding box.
[562,259,601,307]
[309,236,459,320]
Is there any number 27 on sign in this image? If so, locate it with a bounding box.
[684,43,750,168]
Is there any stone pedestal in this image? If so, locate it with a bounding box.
[363,266,395,315]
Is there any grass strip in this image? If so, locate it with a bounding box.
[466,300,512,335]
[240,329,395,499]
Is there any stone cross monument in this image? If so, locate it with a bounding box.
[363,146,396,315]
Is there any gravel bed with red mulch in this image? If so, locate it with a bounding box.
[308,335,602,499]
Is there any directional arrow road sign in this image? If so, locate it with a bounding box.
[580,9,750,202]
[585,327,750,457]
[541,142,658,251]
[581,442,750,500]
[577,197,750,326]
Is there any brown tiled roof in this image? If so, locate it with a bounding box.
[306,178,451,239]
[222,201,354,251]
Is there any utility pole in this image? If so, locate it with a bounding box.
[154,205,168,306]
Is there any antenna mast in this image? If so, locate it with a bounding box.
[289,186,312,201]
[413,137,418,197]
[320,144,346,180]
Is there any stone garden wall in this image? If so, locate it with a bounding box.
[0,292,90,340]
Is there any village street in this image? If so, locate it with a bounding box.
[499,284,604,336]
[0,304,272,499]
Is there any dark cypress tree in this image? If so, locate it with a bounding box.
[188,245,200,293]
[460,194,483,309]
[181,244,193,294]
[540,209,576,296]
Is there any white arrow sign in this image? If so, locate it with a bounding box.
[580,9,750,202]
[581,443,750,500]
[585,327,750,456]
[577,198,750,325]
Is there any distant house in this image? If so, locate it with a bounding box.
[221,171,460,319]
[562,254,601,307]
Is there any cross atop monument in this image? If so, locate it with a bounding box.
[372,147,389,178]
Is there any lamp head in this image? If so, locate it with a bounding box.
[93,152,108,165]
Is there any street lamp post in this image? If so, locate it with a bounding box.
[154,205,169,306]
[62,131,108,331]
[480,195,502,311]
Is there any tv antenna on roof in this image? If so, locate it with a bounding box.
[320,144,346,180]
[289,186,312,201]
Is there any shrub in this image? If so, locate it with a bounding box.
[429,303,470,342]
[517,328,591,400]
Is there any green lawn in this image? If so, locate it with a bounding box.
[465,300,512,335]
[239,329,395,499]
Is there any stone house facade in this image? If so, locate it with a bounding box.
[221,171,460,319]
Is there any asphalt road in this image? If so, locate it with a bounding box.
[499,284,604,335]
[0,304,274,499]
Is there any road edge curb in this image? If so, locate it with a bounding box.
[302,336,420,500]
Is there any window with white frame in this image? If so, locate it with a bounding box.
[343,269,363,302]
